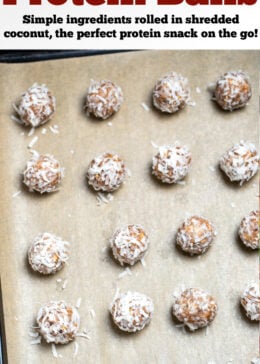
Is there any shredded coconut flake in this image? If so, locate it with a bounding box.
[76,332,91,340]
[187,100,196,107]
[73,341,79,357]
[76,297,82,309]
[150,140,159,149]
[141,258,146,267]
[11,114,24,125]
[107,122,113,127]
[89,309,96,319]
[12,190,21,198]
[62,279,68,290]
[196,87,201,94]
[97,192,109,204]
[28,136,38,149]
[118,268,132,279]
[209,166,215,172]
[49,125,59,134]
[28,127,35,137]
[141,102,150,111]
[176,180,186,186]
[51,343,62,358]
[113,287,120,302]
[30,337,42,345]
[41,128,47,135]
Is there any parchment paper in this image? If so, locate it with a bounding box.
[0,50,259,364]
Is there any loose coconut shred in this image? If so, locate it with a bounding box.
[240,282,260,321]
[110,291,154,333]
[13,83,56,127]
[37,301,80,344]
[219,141,260,185]
[152,143,192,184]
[153,72,192,113]
[28,232,69,275]
[110,224,149,266]
[85,79,123,120]
[239,210,260,250]
[176,215,216,255]
[172,287,218,331]
[86,152,128,192]
[23,150,65,193]
[214,71,251,111]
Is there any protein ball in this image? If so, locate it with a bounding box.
[153,72,191,113]
[152,143,192,183]
[110,225,149,266]
[239,210,259,250]
[23,151,64,193]
[219,141,259,184]
[85,80,123,120]
[214,71,251,111]
[241,282,260,321]
[86,152,127,192]
[176,215,216,255]
[110,291,154,333]
[37,301,80,344]
[28,232,69,275]
[172,287,218,331]
[13,83,56,127]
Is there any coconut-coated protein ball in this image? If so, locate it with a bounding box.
[37,301,80,344]
[153,72,191,113]
[240,282,260,321]
[28,232,69,275]
[110,224,149,266]
[172,287,218,331]
[86,152,128,192]
[239,210,259,250]
[13,83,56,127]
[152,143,192,184]
[219,141,259,185]
[214,71,251,111]
[23,151,64,193]
[85,80,123,120]
[110,291,154,333]
[176,215,216,255]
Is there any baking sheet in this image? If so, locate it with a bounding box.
[0,50,259,364]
